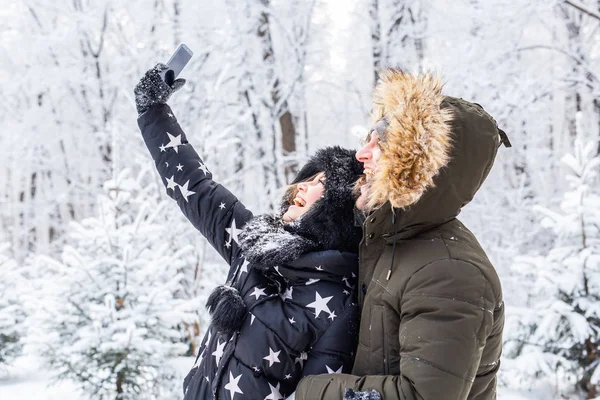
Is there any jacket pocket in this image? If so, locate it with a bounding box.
[370,305,389,374]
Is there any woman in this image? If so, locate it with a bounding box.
[134,64,363,399]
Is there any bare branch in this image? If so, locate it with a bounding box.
[510,45,599,84]
[564,0,600,22]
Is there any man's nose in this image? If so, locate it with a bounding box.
[356,145,371,163]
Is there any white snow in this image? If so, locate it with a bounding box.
[0,355,194,400]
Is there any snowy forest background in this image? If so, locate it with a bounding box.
[1,0,600,399]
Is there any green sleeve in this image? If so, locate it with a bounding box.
[296,260,496,400]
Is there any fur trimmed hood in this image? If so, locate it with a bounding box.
[365,69,505,235]
[366,69,454,210]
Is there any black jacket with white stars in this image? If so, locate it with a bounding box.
[138,104,360,400]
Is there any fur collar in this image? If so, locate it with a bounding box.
[238,214,318,270]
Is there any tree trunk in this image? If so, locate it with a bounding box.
[386,0,427,71]
[257,0,297,186]
[370,0,382,87]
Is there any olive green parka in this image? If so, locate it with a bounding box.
[295,71,506,400]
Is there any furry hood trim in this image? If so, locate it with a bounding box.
[366,69,454,210]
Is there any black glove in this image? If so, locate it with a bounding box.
[343,388,382,400]
[134,63,186,115]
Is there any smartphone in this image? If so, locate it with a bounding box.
[162,43,193,82]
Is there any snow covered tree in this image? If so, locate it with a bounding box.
[382,0,428,71]
[27,169,199,399]
[0,243,26,369]
[504,138,600,398]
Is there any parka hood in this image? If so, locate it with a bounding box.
[367,69,503,236]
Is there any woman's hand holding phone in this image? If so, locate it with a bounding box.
[134,63,186,115]
[133,44,193,116]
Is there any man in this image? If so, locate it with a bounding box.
[295,69,510,400]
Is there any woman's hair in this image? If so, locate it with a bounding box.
[281,172,322,208]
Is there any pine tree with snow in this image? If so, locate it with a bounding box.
[0,243,25,368]
[505,138,600,398]
[29,169,199,399]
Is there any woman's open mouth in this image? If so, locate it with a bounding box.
[293,197,306,207]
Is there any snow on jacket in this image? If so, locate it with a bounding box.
[138,104,360,400]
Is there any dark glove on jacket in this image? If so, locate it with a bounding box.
[343,389,382,400]
[134,63,186,115]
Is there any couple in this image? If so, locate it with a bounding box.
[134,65,508,400]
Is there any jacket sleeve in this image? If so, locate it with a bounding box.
[137,104,253,273]
[295,260,497,400]
[300,303,359,378]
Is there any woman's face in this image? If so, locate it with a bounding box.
[282,172,326,222]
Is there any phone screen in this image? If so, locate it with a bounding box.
[166,44,193,79]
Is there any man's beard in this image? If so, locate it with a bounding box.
[354,175,371,211]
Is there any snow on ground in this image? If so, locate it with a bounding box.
[0,355,193,400]
[0,354,557,399]
[0,355,83,400]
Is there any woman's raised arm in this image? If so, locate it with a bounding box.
[137,99,253,272]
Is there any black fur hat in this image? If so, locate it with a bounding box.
[283,146,364,253]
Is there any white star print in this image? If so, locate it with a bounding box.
[226,219,242,246]
[342,277,352,288]
[176,163,184,171]
[263,347,281,367]
[193,346,206,368]
[249,287,267,300]
[225,242,231,248]
[212,339,225,365]
[224,372,244,399]
[326,365,343,374]
[306,278,320,285]
[306,292,333,319]
[328,310,337,321]
[282,287,293,301]
[165,175,178,191]
[197,160,210,175]
[239,258,249,275]
[294,352,307,368]
[289,317,296,324]
[264,382,284,400]
[343,289,350,295]
[167,112,174,118]
[250,313,256,325]
[205,376,210,383]
[316,265,323,271]
[352,272,356,278]
[284,374,292,380]
[178,180,196,202]
[165,162,169,167]
[159,144,167,152]
[253,366,261,373]
[219,202,226,210]
[165,132,183,153]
